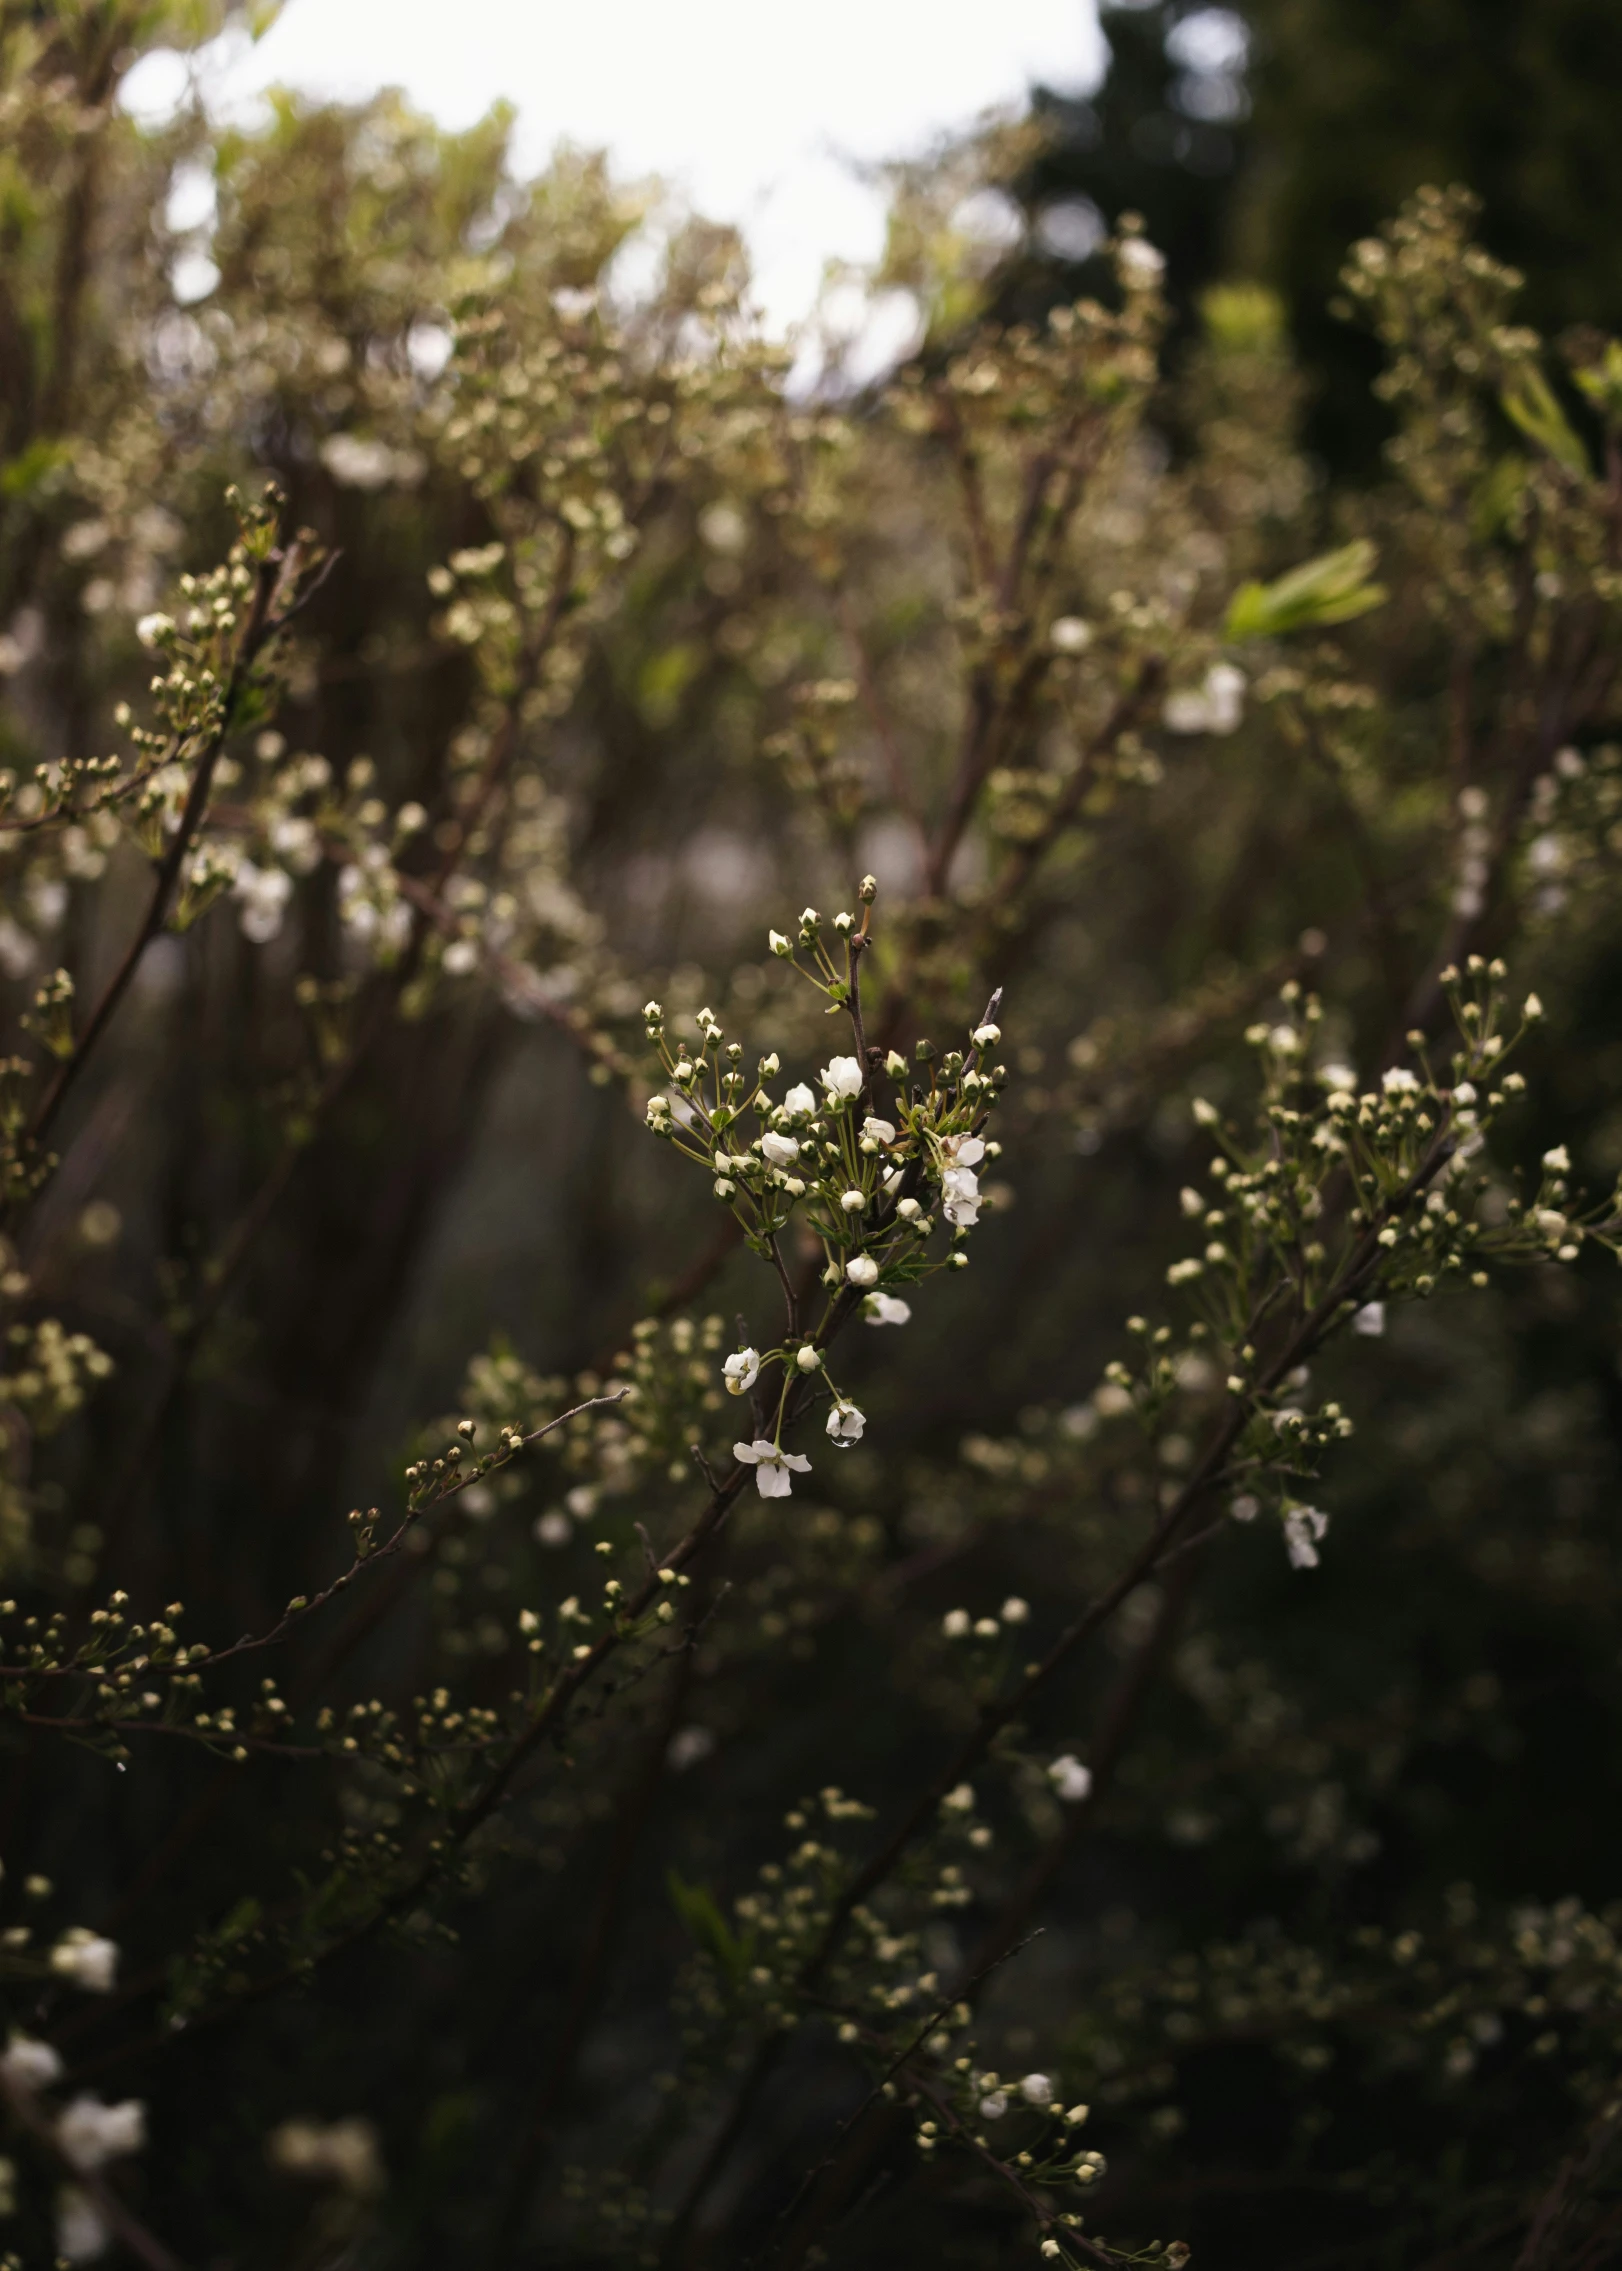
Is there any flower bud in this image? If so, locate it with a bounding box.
[795,1345,822,1373]
[768,930,791,957]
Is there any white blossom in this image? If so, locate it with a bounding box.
[845,1254,880,1287]
[971,1023,1001,1048]
[795,1345,822,1373]
[1543,1145,1570,1173]
[1284,1504,1330,1569]
[134,612,174,648]
[1164,661,1245,736]
[56,2189,108,2266]
[1119,236,1166,286]
[49,1932,117,1993]
[942,1166,980,1226]
[1050,615,1092,653]
[979,2091,1009,2120]
[826,1398,865,1445]
[0,2034,62,2092]
[56,2094,146,2171]
[768,929,791,956]
[1000,1596,1029,1624]
[939,1133,985,1168]
[864,1292,912,1326]
[942,1609,971,1638]
[820,1056,863,1103]
[1048,1754,1093,1803]
[1352,1301,1385,1337]
[722,1348,760,1396]
[760,1132,799,1167]
[861,1116,896,1144]
[733,1439,812,1498]
[1523,992,1544,1021]
[232,858,294,944]
[1020,2072,1054,2105]
[1381,1066,1419,1093]
[840,1188,867,1212]
[782,1083,816,1118]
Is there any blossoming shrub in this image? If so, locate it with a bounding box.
[0,10,1619,2268]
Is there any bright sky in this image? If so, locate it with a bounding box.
[120,0,1106,333]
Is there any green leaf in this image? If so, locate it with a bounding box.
[1224,540,1387,642]
[667,1868,752,1982]
[1500,367,1590,478]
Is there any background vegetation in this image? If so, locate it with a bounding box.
[0,3,1619,2267]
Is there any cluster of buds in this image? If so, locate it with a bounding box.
[644,890,1006,1495]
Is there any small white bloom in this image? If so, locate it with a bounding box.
[768,929,791,956]
[845,1254,880,1287]
[1543,1145,1570,1173]
[759,1052,780,1077]
[971,1023,1001,1048]
[1523,992,1544,1021]
[939,1134,985,1168]
[782,1082,816,1118]
[722,1348,760,1396]
[1048,1754,1093,1803]
[840,1187,867,1213]
[1164,661,1245,736]
[760,1132,799,1167]
[826,1398,865,1446]
[732,1439,812,1498]
[942,1166,980,1226]
[795,1344,822,1373]
[896,1197,922,1220]
[56,2094,146,2171]
[135,612,174,648]
[1283,1504,1330,1570]
[820,1055,864,1103]
[1050,615,1092,654]
[979,2092,1009,2121]
[1000,1596,1029,1625]
[864,1292,912,1326]
[0,2034,62,2092]
[1229,1494,1259,1523]
[442,937,478,976]
[1020,2072,1054,2106]
[1382,1067,1420,1094]
[1119,236,1166,286]
[1352,1301,1385,1337]
[49,1932,117,1993]
[1319,1062,1357,1090]
[56,2189,108,2266]
[942,1608,971,1638]
[861,1116,896,1144]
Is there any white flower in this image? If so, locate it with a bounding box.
[56,2189,108,2266]
[760,1132,799,1167]
[1000,1596,1029,1624]
[845,1254,880,1287]
[1283,1504,1330,1570]
[819,1055,863,1103]
[1543,1145,1570,1173]
[827,1398,865,1445]
[840,1188,867,1213]
[1020,2072,1054,2105]
[864,1292,912,1326]
[861,1116,896,1144]
[759,1052,780,1077]
[896,1197,922,1220]
[768,929,791,956]
[782,1083,816,1118]
[1523,992,1544,1021]
[1050,615,1092,654]
[1229,1494,1259,1523]
[56,2094,146,2171]
[971,1023,1001,1048]
[723,1348,760,1396]
[939,1134,985,1168]
[49,1932,117,1993]
[942,1166,980,1226]
[942,1608,971,1638]
[795,1345,822,1373]
[1048,1754,1093,1803]
[1352,1301,1385,1337]
[442,937,478,977]
[978,2092,1009,2121]
[1119,236,1166,286]
[0,2034,62,2092]
[1381,1067,1419,1094]
[135,612,174,648]
[1164,661,1245,736]
[1319,1062,1358,1091]
[733,1439,812,1498]
[232,859,294,945]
